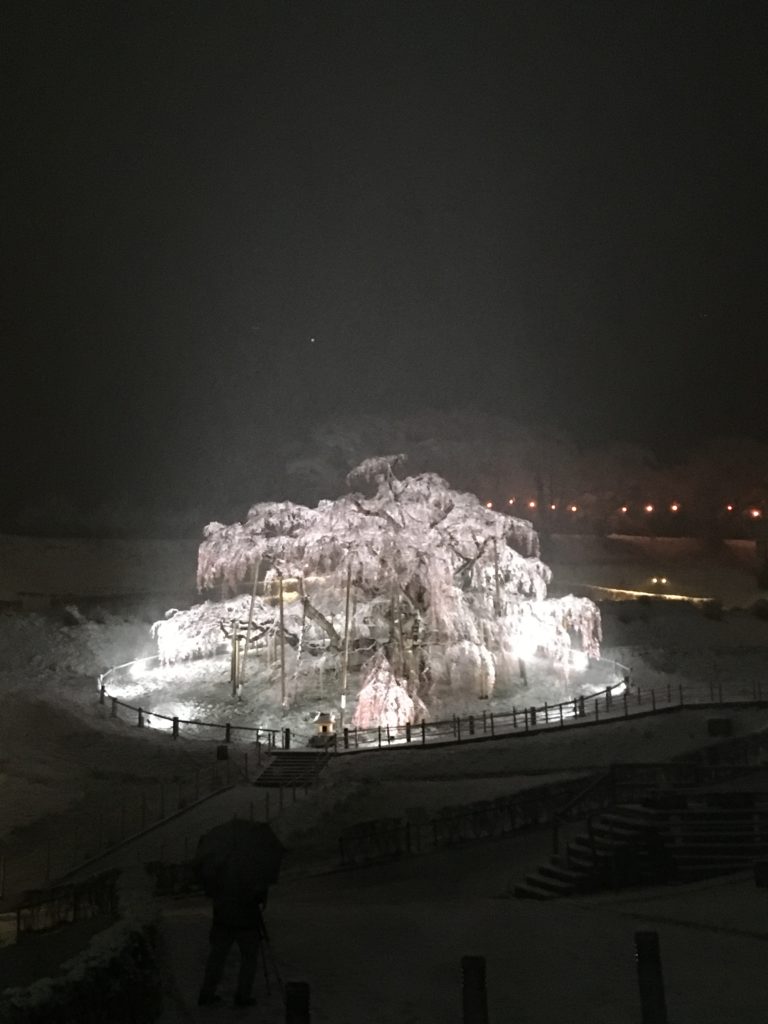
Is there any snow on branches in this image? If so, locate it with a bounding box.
[160,456,601,720]
[352,651,427,730]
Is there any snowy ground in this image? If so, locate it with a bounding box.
[2,595,768,1019]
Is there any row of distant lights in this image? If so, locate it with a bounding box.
[484,499,763,519]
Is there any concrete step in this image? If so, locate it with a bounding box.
[539,862,591,886]
[525,873,574,895]
[254,751,330,788]
[513,879,561,900]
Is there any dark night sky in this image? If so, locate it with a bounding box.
[3,1,768,518]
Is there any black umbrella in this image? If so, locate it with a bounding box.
[194,819,284,899]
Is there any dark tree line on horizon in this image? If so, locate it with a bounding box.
[6,410,768,540]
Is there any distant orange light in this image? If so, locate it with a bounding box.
[486,501,493,509]
[670,503,679,512]
[644,504,654,513]
[749,508,762,519]
[726,504,734,512]
[508,498,515,505]
[620,505,628,513]
[569,505,578,513]
[528,500,536,509]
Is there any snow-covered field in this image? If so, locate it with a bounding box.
[2,583,768,1020]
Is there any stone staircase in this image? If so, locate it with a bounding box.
[254,750,331,789]
[514,792,768,899]
[514,803,668,899]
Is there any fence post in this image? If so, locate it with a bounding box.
[111,697,118,718]
[666,683,671,704]
[512,706,517,729]
[490,713,495,737]
[421,720,427,745]
[635,931,668,1023]
[651,689,656,711]
[344,727,350,749]
[285,981,311,1023]
[544,702,548,724]
[457,718,462,742]
[578,695,585,717]
[99,684,106,705]
[524,707,529,732]
[637,686,642,705]
[137,707,144,728]
[378,726,382,749]
[172,716,179,739]
[461,955,489,1024]
[529,706,536,727]
[283,728,291,750]
[624,691,629,717]
[468,715,475,736]
[482,711,487,733]
[559,704,564,727]
[606,685,612,710]
[595,700,599,722]
[405,722,411,744]
[225,723,232,744]
[678,684,684,706]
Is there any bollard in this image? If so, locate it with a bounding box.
[344,726,350,749]
[405,722,411,744]
[635,931,668,1023]
[225,723,232,744]
[461,955,489,1024]
[172,716,179,739]
[99,684,106,705]
[285,981,311,1023]
[138,707,144,728]
[606,685,612,710]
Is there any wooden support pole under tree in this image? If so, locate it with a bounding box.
[239,557,261,694]
[230,617,240,698]
[339,563,352,732]
[279,572,287,709]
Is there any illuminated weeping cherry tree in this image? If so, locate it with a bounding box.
[152,456,601,728]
